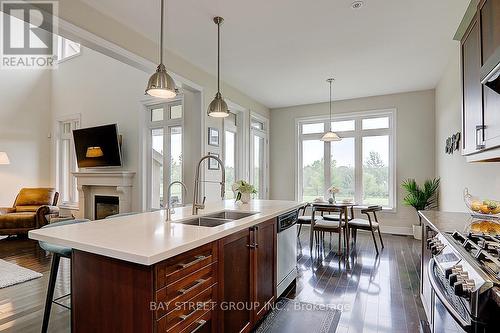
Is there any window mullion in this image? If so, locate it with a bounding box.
[324,138,331,198]
[355,121,363,205]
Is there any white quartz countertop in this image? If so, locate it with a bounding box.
[29,200,302,265]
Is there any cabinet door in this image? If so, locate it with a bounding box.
[462,16,484,155]
[252,219,277,322]
[218,229,252,333]
[480,0,500,64]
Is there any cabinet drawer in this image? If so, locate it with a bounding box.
[178,309,212,333]
[157,285,217,333]
[155,262,217,318]
[156,242,218,290]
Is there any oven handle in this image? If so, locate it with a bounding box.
[427,258,471,330]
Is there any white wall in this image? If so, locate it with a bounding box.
[270,90,436,234]
[435,44,500,212]
[0,69,52,206]
[50,47,149,212]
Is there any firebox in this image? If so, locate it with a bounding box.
[94,195,119,220]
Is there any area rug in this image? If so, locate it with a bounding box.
[0,259,42,288]
[255,298,342,333]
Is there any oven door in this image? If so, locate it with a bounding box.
[428,258,472,333]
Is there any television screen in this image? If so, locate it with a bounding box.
[73,124,122,168]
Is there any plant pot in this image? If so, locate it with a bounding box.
[412,224,422,240]
[240,192,251,204]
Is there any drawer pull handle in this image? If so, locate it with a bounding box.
[179,279,206,295]
[178,255,207,269]
[190,319,207,333]
[179,301,208,321]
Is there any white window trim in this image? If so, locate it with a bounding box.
[294,108,397,212]
[54,113,81,210]
[249,112,270,199]
[143,96,185,210]
[55,36,82,64]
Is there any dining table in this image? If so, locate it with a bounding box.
[310,201,359,256]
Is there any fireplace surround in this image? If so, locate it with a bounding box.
[72,171,135,220]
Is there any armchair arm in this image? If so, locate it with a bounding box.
[36,205,60,228]
[0,207,16,215]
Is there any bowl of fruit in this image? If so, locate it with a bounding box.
[464,188,500,216]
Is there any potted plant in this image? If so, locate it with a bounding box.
[327,186,340,203]
[401,178,440,240]
[232,180,257,204]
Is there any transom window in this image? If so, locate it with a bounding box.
[297,110,395,208]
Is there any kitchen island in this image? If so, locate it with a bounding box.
[29,199,302,333]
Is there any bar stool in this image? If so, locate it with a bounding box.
[39,219,89,333]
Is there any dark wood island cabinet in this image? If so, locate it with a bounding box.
[71,218,278,333]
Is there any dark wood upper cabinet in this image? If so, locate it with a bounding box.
[480,0,500,65]
[462,15,484,155]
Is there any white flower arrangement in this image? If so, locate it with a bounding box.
[327,186,340,194]
[232,180,257,202]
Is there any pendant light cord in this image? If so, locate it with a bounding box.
[160,0,164,64]
[329,79,332,122]
[217,19,220,93]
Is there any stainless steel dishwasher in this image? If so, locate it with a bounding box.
[276,210,298,297]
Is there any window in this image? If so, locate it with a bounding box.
[250,116,269,199]
[56,117,80,207]
[146,101,183,209]
[56,36,81,63]
[224,113,238,199]
[298,111,395,208]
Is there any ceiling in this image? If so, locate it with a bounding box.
[80,0,470,109]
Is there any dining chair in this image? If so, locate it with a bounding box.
[309,206,344,255]
[296,203,314,237]
[38,218,90,333]
[348,205,384,254]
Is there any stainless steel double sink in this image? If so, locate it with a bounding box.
[173,210,257,227]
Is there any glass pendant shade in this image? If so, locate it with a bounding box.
[321,131,341,142]
[146,64,176,98]
[321,78,341,142]
[208,92,229,117]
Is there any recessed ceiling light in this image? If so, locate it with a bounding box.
[351,1,364,9]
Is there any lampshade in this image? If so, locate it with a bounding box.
[207,16,229,118]
[86,147,104,158]
[321,131,341,142]
[145,0,177,99]
[208,92,229,118]
[145,64,177,99]
[0,152,10,165]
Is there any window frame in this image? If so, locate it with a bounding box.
[249,113,270,199]
[55,35,82,64]
[295,109,396,210]
[55,114,81,209]
[145,98,184,210]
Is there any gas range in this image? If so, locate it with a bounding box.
[427,231,500,331]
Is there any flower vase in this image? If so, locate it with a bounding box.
[240,192,251,204]
[330,194,336,203]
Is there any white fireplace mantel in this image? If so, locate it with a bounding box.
[72,171,135,219]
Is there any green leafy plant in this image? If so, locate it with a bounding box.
[402,178,440,212]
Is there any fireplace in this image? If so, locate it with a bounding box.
[94,195,119,220]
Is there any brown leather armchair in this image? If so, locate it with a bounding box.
[0,188,59,236]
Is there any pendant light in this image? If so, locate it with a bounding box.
[145,0,177,99]
[208,16,230,118]
[321,78,341,142]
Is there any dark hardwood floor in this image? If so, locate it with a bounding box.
[0,228,425,333]
[287,227,425,333]
[0,235,70,333]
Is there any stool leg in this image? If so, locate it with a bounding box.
[42,253,60,333]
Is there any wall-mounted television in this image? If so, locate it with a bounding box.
[73,124,122,168]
